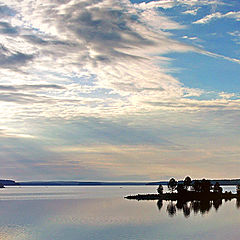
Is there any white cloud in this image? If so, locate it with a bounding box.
[229,30,240,37]
[194,11,240,24]
[0,0,192,120]
[182,8,199,15]
[0,0,238,125]
[182,35,199,40]
[219,92,235,99]
[135,0,225,10]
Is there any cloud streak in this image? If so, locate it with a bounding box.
[194,11,240,24]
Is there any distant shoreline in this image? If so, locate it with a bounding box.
[1,179,240,186]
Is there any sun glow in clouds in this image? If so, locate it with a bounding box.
[0,0,239,181]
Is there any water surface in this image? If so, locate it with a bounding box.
[0,186,239,240]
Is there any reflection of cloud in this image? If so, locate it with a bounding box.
[0,226,32,240]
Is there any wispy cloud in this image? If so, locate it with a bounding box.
[194,11,240,24]
[135,0,224,10]
[182,8,199,15]
[0,0,193,120]
[0,0,238,123]
[0,0,240,180]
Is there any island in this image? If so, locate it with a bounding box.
[125,177,240,201]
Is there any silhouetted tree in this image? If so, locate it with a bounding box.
[213,182,222,193]
[168,178,177,193]
[236,184,240,195]
[192,180,201,192]
[200,179,212,193]
[157,184,163,194]
[177,183,186,194]
[183,176,192,190]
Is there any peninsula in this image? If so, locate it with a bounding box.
[125,177,240,201]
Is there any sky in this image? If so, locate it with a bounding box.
[0,0,240,181]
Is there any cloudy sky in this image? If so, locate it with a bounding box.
[0,0,240,181]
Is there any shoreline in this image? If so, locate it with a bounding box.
[125,192,239,201]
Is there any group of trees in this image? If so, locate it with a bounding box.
[157,176,225,194]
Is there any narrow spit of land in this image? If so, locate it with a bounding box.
[125,191,239,201]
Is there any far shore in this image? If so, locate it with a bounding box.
[1,178,240,186]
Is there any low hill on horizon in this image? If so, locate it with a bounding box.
[0,178,240,186]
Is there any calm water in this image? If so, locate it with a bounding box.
[0,186,239,240]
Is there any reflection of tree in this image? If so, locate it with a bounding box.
[161,199,220,218]
[236,199,240,209]
[213,199,222,211]
[176,200,184,210]
[157,200,163,211]
[199,200,212,215]
[182,203,191,218]
[191,201,200,214]
[166,202,176,217]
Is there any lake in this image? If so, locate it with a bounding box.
[0,186,239,240]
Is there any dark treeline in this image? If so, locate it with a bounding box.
[159,176,240,195]
[126,176,240,201]
[147,178,240,186]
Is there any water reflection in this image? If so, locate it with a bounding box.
[236,199,240,209]
[157,198,240,218]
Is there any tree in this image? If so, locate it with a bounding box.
[157,184,163,194]
[183,176,192,191]
[176,183,185,194]
[200,179,212,193]
[213,182,222,193]
[192,180,201,192]
[168,178,177,193]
